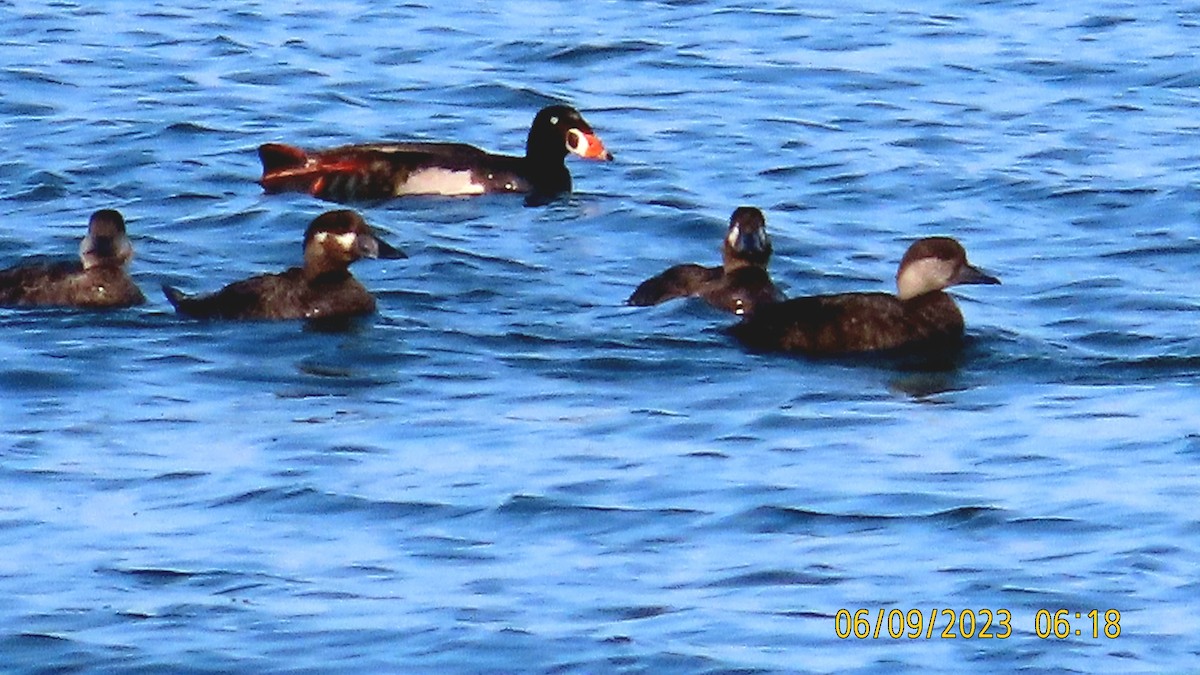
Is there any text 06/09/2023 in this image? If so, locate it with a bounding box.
[834,608,1122,640]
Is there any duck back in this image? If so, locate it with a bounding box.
[258,142,530,202]
[164,268,375,321]
[0,262,145,308]
[730,291,964,356]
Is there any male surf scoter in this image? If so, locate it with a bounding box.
[0,209,145,309]
[258,104,613,206]
[627,206,782,315]
[729,236,998,355]
[162,210,405,321]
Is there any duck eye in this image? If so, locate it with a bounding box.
[549,116,559,126]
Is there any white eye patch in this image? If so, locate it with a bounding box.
[566,128,589,154]
[725,227,740,249]
[314,231,359,251]
[550,116,559,125]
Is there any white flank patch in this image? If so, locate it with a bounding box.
[400,169,486,196]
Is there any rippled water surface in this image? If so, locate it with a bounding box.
[3,1,1200,672]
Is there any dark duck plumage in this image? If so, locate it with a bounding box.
[0,209,145,309]
[627,206,782,315]
[162,210,405,321]
[729,237,999,356]
[258,105,613,207]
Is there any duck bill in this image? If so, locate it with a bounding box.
[371,234,408,260]
[733,228,770,258]
[356,231,407,260]
[79,234,133,269]
[569,130,614,161]
[955,264,1000,286]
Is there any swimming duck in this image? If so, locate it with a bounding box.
[729,237,998,355]
[627,206,782,315]
[258,105,613,206]
[162,210,405,321]
[0,209,145,309]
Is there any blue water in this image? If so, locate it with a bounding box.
[2,1,1199,672]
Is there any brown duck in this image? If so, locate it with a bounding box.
[628,206,782,316]
[163,210,405,321]
[0,209,145,309]
[730,237,999,355]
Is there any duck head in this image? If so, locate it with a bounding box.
[895,236,999,301]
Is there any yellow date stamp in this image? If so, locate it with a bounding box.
[834,608,1122,640]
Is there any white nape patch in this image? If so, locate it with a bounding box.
[896,257,955,300]
[565,128,590,157]
[400,168,487,196]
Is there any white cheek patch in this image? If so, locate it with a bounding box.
[896,257,954,300]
